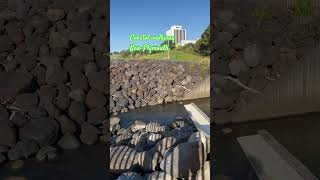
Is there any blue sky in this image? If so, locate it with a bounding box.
[110,0,210,52]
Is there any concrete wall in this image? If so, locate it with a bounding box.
[232,44,320,122]
[183,77,210,100]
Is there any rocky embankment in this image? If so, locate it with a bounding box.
[0,0,108,169]
[212,0,319,124]
[110,116,210,180]
[110,60,207,114]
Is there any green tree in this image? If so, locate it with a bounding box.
[193,25,210,56]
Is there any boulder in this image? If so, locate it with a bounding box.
[0,145,9,153]
[110,146,140,173]
[0,72,33,103]
[46,65,68,85]
[54,85,70,111]
[129,133,148,146]
[39,56,61,67]
[87,107,107,125]
[110,117,120,127]
[146,171,175,180]
[244,44,261,67]
[139,149,163,172]
[145,122,167,133]
[228,59,247,76]
[47,9,65,21]
[19,117,59,146]
[10,111,28,127]
[49,32,70,48]
[196,161,210,180]
[8,141,39,160]
[0,36,14,52]
[117,128,132,136]
[80,133,98,145]
[12,93,38,111]
[154,137,177,156]
[69,89,86,102]
[116,172,144,180]
[58,132,80,150]
[0,121,17,147]
[55,115,77,134]
[160,142,207,178]
[86,88,106,109]
[70,43,94,63]
[87,71,107,93]
[147,134,163,145]
[68,101,86,124]
[188,132,210,153]
[69,30,92,43]
[130,120,146,132]
[81,122,100,134]
[115,134,132,146]
[70,71,89,91]
[35,145,57,162]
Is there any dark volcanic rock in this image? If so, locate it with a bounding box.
[47,9,65,22]
[87,71,107,93]
[70,43,94,63]
[154,137,177,156]
[51,47,68,57]
[69,89,86,102]
[46,65,68,85]
[10,111,28,127]
[0,121,17,147]
[39,56,61,67]
[0,105,9,122]
[70,71,89,91]
[32,65,47,86]
[55,115,77,134]
[87,107,107,125]
[36,145,57,162]
[146,171,175,180]
[54,85,70,111]
[7,141,39,160]
[139,149,163,172]
[0,36,14,52]
[63,56,84,74]
[38,85,56,106]
[68,101,86,124]
[110,146,140,172]
[12,93,38,111]
[15,54,37,71]
[117,172,144,180]
[84,62,99,75]
[19,117,59,146]
[80,133,98,145]
[58,132,80,150]
[160,142,207,178]
[0,72,33,103]
[81,122,100,134]
[69,30,92,43]
[86,88,107,109]
[49,31,70,48]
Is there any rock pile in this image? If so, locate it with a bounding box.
[110,116,210,179]
[212,1,314,124]
[0,0,107,167]
[110,60,205,114]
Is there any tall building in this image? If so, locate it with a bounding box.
[166,25,186,44]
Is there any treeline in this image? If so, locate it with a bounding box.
[112,25,210,58]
